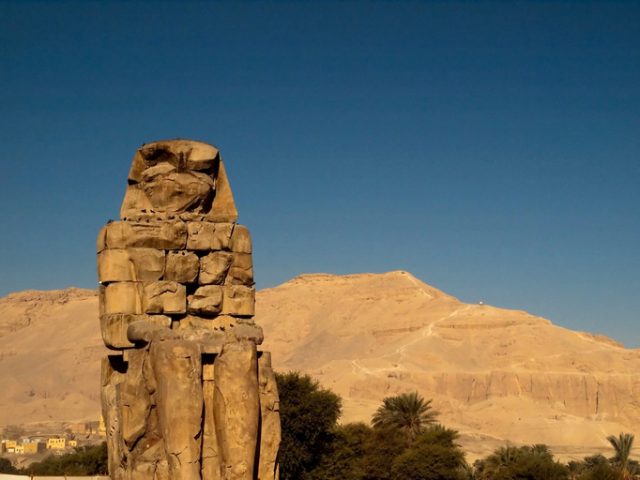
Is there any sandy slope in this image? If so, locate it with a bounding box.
[0,272,638,459]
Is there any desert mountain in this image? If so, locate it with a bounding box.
[1,272,639,459]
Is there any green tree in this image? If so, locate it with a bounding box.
[390,425,468,480]
[0,457,19,474]
[474,444,568,480]
[607,432,636,480]
[371,391,438,441]
[307,422,409,480]
[306,422,372,480]
[276,371,342,480]
[568,454,619,480]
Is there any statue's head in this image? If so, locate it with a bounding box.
[120,139,238,222]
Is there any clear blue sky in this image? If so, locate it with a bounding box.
[1,1,638,346]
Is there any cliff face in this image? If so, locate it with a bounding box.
[255,271,640,458]
[1,273,639,459]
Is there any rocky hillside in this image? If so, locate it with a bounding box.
[0,288,104,427]
[257,271,640,459]
[1,273,638,459]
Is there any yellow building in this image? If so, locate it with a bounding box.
[68,439,78,448]
[1,439,17,453]
[99,415,106,435]
[46,437,66,450]
[14,445,24,454]
[22,441,45,454]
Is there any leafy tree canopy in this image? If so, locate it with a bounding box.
[372,391,438,441]
[276,371,342,480]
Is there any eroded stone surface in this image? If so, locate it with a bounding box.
[227,254,254,286]
[165,251,200,283]
[104,283,141,315]
[188,286,224,316]
[222,286,255,316]
[230,225,252,254]
[101,313,171,349]
[98,139,279,480]
[200,252,233,285]
[187,222,234,251]
[142,281,186,314]
[106,221,187,250]
[98,249,165,283]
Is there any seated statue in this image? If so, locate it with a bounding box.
[98,140,280,480]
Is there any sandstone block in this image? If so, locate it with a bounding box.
[164,251,199,283]
[186,222,234,250]
[199,251,232,285]
[188,286,224,316]
[142,282,186,314]
[98,248,165,283]
[106,221,187,250]
[100,314,171,349]
[223,285,255,316]
[230,225,252,253]
[97,225,107,253]
[104,283,142,315]
[227,253,254,286]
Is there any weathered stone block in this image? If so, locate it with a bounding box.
[106,221,187,250]
[97,225,107,253]
[142,282,186,314]
[199,251,232,285]
[100,313,171,349]
[222,285,255,316]
[188,286,224,315]
[164,251,199,283]
[227,253,254,286]
[186,222,234,251]
[230,225,252,253]
[104,282,142,314]
[98,248,165,283]
[174,315,219,332]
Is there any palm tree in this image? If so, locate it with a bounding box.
[607,432,635,480]
[371,391,438,441]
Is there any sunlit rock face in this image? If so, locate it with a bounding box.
[98,139,280,480]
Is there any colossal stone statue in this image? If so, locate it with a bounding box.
[97,140,281,480]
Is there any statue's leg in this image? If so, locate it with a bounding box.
[151,340,203,480]
[202,356,222,479]
[214,340,260,480]
[257,352,281,480]
[101,356,126,480]
[128,406,167,480]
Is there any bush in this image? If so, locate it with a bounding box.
[474,444,568,480]
[0,457,19,474]
[25,442,107,476]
